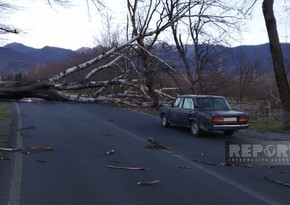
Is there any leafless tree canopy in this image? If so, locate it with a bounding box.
[0,0,262,104]
[0,2,19,35]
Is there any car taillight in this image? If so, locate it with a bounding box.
[211,116,224,123]
[239,115,249,122]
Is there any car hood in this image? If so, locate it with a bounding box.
[201,109,246,116]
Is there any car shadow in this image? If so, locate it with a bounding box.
[167,125,233,140]
[199,131,232,139]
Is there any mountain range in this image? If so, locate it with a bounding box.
[1,42,290,76]
[0,43,75,75]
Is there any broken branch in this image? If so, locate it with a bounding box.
[0,145,54,152]
[0,156,11,160]
[137,180,160,186]
[264,175,290,188]
[178,165,191,169]
[106,165,151,171]
[103,149,116,155]
[147,137,175,150]
[192,159,217,166]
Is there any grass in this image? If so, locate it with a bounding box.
[249,119,290,134]
[0,102,11,121]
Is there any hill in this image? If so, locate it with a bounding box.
[157,43,290,74]
[1,42,290,77]
[0,43,74,75]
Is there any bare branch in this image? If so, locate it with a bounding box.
[84,55,123,81]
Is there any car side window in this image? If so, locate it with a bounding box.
[173,97,183,108]
[183,98,194,109]
[197,98,212,109]
[213,98,231,110]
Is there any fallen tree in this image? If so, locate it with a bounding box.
[0,34,178,106]
[0,0,251,107]
[0,0,193,106]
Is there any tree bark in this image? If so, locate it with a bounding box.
[262,0,290,130]
[0,81,67,101]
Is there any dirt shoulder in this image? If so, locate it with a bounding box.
[0,102,13,148]
[237,128,290,141]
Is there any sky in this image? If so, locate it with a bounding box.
[1,0,290,51]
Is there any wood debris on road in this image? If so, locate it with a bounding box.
[36,160,48,163]
[103,149,116,155]
[0,145,54,153]
[137,180,160,186]
[220,162,235,167]
[236,164,254,168]
[147,137,175,150]
[268,166,286,174]
[264,175,290,188]
[193,159,217,166]
[0,156,11,160]
[178,165,191,169]
[106,165,151,171]
[0,147,13,152]
[17,125,36,135]
[274,169,286,174]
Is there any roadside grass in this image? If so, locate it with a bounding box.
[0,102,11,121]
[249,119,290,134]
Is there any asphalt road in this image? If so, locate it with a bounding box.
[1,101,290,205]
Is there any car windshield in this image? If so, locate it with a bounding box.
[196,97,232,110]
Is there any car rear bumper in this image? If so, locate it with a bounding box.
[206,124,248,131]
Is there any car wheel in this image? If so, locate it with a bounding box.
[223,130,235,136]
[161,114,169,127]
[190,121,200,137]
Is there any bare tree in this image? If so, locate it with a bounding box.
[0,2,19,36]
[169,0,244,94]
[126,0,173,107]
[96,13,122,48]
[0,0,104,37]
[262,0,290,130]
[255,74,280,103]
[233,47,261,104]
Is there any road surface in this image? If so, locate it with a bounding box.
[0,101,290,205]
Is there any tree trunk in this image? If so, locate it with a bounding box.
[0,81,68,101]
[262,0,290,130]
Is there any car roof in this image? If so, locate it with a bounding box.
[176,95,225,99]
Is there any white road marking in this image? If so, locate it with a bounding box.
[8,103,23,205]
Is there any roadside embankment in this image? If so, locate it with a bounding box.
[0,102,13,148]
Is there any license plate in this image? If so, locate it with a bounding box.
[223,117,237,122]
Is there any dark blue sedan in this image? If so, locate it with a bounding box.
[159,95,249,136]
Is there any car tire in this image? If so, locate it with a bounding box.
[223,130,235,136]
[161,114,169,127]
[190,121,200,137]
